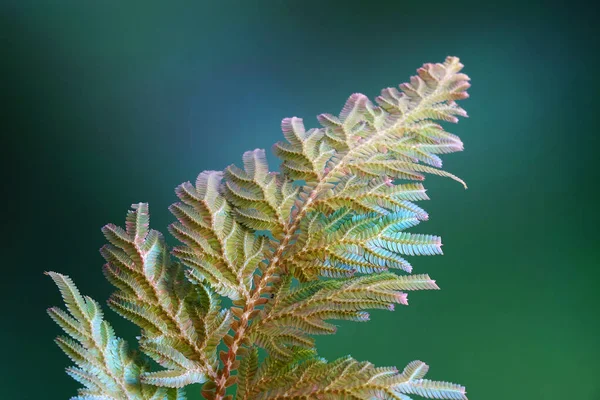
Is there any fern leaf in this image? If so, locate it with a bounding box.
[251,355,467,400]
[313,175,431,217]
[273,117,336,183]
[100,203,227,386]
[307,58,469,192]
[249,272,439,355]
[224,149,300,235]
[142,369,208,389]
[242,346,318,399]
[235,346,259,400]
[169,171,267,300]
[287,208,440,280]
[46,272,185,399]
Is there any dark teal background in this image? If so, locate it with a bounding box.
[2,1,598,399]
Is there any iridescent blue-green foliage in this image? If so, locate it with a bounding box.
[46,271,186,400]
[47,56,471,400]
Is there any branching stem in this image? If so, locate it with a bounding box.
[212,191,315,398]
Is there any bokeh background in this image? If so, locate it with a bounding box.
[2,0,598,399]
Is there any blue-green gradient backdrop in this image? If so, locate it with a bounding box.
[2,1,598,399]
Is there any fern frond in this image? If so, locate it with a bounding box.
[169,171,267,300]
[224,149,299,235]
[251,355,467,400]
[203,58,470,399]
[235,346,259,400]
[286,208,439,280]
[47,56,471,400]
[100,203,229,387]
[312,175,431,217]
[264,56,469,285]
[273,117,336,183]
[299,57,469,193]
[46,271,186,399]
[250,272,438,355]
[237,346,318,400]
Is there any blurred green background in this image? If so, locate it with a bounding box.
[2,0,598,399]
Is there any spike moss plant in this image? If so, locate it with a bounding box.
[47,56,471,400]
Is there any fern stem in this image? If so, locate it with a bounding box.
[212,198,312,398]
